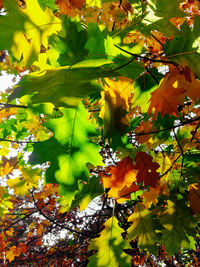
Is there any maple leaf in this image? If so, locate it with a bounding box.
[70,176,104,211]
[0,0,61,67]
[147,65,200,119]
[159,199,197,255]
[29,102,103,205]
[147,66,187,119]
[0,186,13,216]
[143,185,164,209]
[9,59,113,108]
[135,120,153,144]
[99,77,134,137]
[7,167,41,196]
[88,217,132,267]
[6,243,27,262]
[187,183,200,214]
[128,203,158,253]
[0,156,18,176]
[141,0,185,37]
[101,157,139,203]
[134,152,160,187]
[164,16,200,78]
[55,0,85,17]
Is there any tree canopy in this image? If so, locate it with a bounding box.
[0,0,200,266]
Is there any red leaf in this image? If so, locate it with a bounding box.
[134,152,160,187]
[187,184,200,214]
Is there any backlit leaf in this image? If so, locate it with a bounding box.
[88,217,132,267]
[99,77,134,137]
[70,176,104,211]
[147,66,200,119]
[135,152,160,187]
[101,157,139,203]
[128,203,158,253]
[7,167,41,196]
[8,60,114,108]
[0,0,61,67]
[159,199,197,255]
[29,102,103,205]
[187,184,200,214]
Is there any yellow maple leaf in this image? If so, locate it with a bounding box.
[0,142,10,157]
[1,156,18,176]
[4,0,61,67]
[100,77,133,137]
[7,167,41,196]
[0,186,13,216]
[0,108,17,123]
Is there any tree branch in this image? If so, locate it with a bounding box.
[134,116,200,136]
[30,190,97,238]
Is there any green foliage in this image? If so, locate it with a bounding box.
[164,16,200,78]
[159,199,196,255]
[0,0,200,265]
[128,203,158,254]
[0,0,61,67]
[29,102,103,205]
[9,61,112,107]
[88,217,132,267]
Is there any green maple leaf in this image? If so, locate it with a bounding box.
[38,0,56,10]
[159,199,197,255]
[164,16,200,78]
[128,203,158,253]
[8,59,113,107]
[50,16,89,66]
[0,0,61,67]
[29,102,103,205]
[70,176,104,211]
[149,0,185,19]
[9,57,145,107]
[132,69,163,113]
[140,0,185,37]
[88,217,132,267]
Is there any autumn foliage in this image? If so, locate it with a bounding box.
[0,0,200,266]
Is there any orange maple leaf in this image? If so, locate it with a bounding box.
[1,156,18,176]
[187,183,200,214]
[6,243,27,262]
[147,66,200,119]
[55,0,85,17]
[37,224,45,236]
[134,152,160,187]
[135,121,152,144]
[101,157,139,203]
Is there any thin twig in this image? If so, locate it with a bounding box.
[30,190,97,238]
[134,116,200,136]
[114,44,178,66]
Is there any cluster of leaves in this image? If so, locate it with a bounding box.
[0,0,200,265]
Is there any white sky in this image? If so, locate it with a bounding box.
[0,71,20,92]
